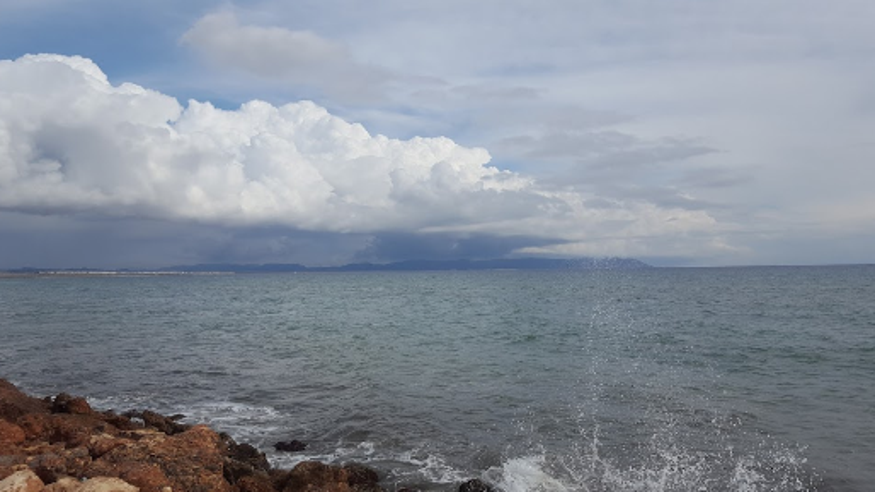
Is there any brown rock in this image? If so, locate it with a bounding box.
[89,425,231,492]
[0,381,50,421]
[45,476,141,492]
[0,469,44,492]
[78,477,140,492]
[87,434,130,459]
[42,476,80,492]
[236,475,276,492]
[140,411,189,436]
[51,394,94,416]
[0,422,25,446]
[27,446,92,483]
[275,461,383,492]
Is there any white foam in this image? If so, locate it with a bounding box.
[486,455,573,492]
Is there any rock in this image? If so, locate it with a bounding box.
[27,445,92,483]
[88,434,130,459]
[0,381,50,421]
[273,461,383,492]
[343,464,379,487]
[236,475,276,492]
[51,394,94,416]
[458,479,497,492]
[45,476,141,492]
[0,469,44,492]
[88,425,231,492]
[273,440,307,452]
[0,380,392,492]
[0,421,25,446]
[226,439,270,472]
[223,439,272,484]
[139,411,190,436]
[77,477,141,492]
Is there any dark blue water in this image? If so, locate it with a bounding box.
[1,266,873,491]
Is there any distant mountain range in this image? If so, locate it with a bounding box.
[159,257,651,273]
[3,257,651,275]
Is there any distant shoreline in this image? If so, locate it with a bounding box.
[0,257,651,276]
[0,271,233,278]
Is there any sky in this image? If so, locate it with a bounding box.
[1,1,874,268]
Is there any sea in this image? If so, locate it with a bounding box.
[1,266,873,491]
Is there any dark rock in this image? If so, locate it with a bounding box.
[459,478,497,492]
[0,379,51,420]
[140,410,191,435]
[51,393,93,415]
[237,474,278,492]
[274,440,307,452]
[229,441,271,472]
[273,461,383,492]
[223,438,272,484]
[343,463,379,486]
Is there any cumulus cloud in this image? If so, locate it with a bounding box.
[0,54,731,263]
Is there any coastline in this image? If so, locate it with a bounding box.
[0,379,490,492]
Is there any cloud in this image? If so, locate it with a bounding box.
[0,54,732,265]
[180,11,391,103]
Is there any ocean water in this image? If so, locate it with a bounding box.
[1,266,873,491]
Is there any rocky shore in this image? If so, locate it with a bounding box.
[0,380,494,492]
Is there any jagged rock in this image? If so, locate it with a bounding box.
[274,440,307,452]
[51,394,94,416]
[458,479,496,492]
[87,425,231,492]
[223,438,272,484]
[0,381,50,421]
[0,469,44,492]
[226,440,271,472]
[87,434,131,459]
[139,411,190,436]
[1,380,390,492]
[236,475,276,492]
[273,461,383,492]
[27,446,92,483]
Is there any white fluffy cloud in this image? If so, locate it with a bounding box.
[0,54,723,260]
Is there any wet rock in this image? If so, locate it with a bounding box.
[343,463,380,487]
[51,394,94,416]
[458,478,497,492]
[223,438,272,484]
[273,461,383,492]
[0,469,44,492]
[139,410,190,436]
[236,475,277,492]
[227,439,271,472]
[274,440,307,452]
[1,380,393,492]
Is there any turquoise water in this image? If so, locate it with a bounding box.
[1,267,873,491]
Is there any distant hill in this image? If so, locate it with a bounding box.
[160,257,650,273]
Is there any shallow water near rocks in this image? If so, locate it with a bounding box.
[2,266,873,491]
